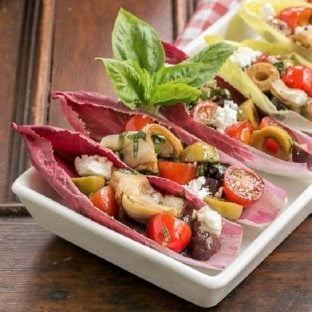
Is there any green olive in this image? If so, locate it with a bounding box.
[204,196,243,220]
[238,99,259,128]
[181,142,219,163]
[71,176,105,195]
[251,126,292,160]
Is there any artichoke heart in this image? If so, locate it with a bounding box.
[110,170,185,223]
[100,123,183,173]
[142,123,184,158]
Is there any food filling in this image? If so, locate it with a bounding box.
[99,119,265,224]
[70,153,225,260]
[260,4,312,50]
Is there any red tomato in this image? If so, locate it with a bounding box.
[223,166,264,207]
[191,101,218,125]
[224,121,254,145]
[259,116,280,129]
[255,53,270,63]
[124,115,154,131]
[264,137,280,154]
[89,185,118,217]
[282,65,312,97]
[147,213,192,253]
[158,161,196,185]
[277,7,312,30]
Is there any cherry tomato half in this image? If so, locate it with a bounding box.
[223,166,265,207]
[282,65,312,97]
[147,213,192,253]
[191,101,218,125]
[277,7,312,31]
[89,185,118,217]
[124,115,154,131]
[259,116,281,129]
[224,121,254,145]
[158,161,196,185]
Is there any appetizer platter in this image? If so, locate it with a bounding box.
[12,2,312,308]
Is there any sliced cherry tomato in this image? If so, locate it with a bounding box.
[258,116,280,129]
[282,65,312,97]
[223,166,264,207]
[147,213,192,253]
[255,53,270,63]
[264,137,280,154]
[124,115,154,131]
[224,121,254,145]
[191,101,218,125]
[277,7,312,30]
[89,185,118,217]
[158,161,196,185]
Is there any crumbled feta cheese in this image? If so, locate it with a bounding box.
[259,4,275,21]
[295,25,312,35]
[196,206,222,236]
[230,47,262,68]
[212,100,238,131]
[74,155,113,179]
[184,177,211,200]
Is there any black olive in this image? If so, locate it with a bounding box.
[203,177,222,196]
[189,221,221,261]
[292,143,311,163]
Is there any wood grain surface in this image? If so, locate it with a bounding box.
[0,1,25,205]
[1,216,311,311]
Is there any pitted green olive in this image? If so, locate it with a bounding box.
[251,126,292,160]
[181,142,219,163]
[238,99,259,128]
[72,176,105,195]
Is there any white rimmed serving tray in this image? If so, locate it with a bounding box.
[12,167,312,308]
[11,7,312,308]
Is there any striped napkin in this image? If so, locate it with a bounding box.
[175,0,241,48]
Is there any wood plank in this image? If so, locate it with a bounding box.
[0,216,311,311]
[0,1,25,205]
[49,0,176,128]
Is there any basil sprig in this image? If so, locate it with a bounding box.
[97,8,236,111]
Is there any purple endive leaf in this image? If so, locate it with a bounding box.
[52,91,287,227]
[13,123,243,270]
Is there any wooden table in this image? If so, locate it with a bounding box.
[1,1,311,311]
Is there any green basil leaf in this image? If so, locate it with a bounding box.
[112,8,165,73]
[152,62,203,86]
[97,58,149,109]
[151,83,201,106]
[186,43,236,87]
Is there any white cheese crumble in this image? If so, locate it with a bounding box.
[213,100,238,131]
[229,47,262,68]
[196,206,222,237]
[259,4,275,21]
[295,25,312,35]
[184,177,211,200]
[74,155,113,179]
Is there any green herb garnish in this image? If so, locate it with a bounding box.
[152,134,166,154]
[161,224,171,242]
[96,8,236,113]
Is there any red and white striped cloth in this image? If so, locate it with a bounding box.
[175,0,241,49]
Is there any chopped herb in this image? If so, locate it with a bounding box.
[196,163,207,177]
[121,131,147,157]
[152,134,166,154]
[274,62,286,75]
[161,224,171,242]
[176,191,185,198]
